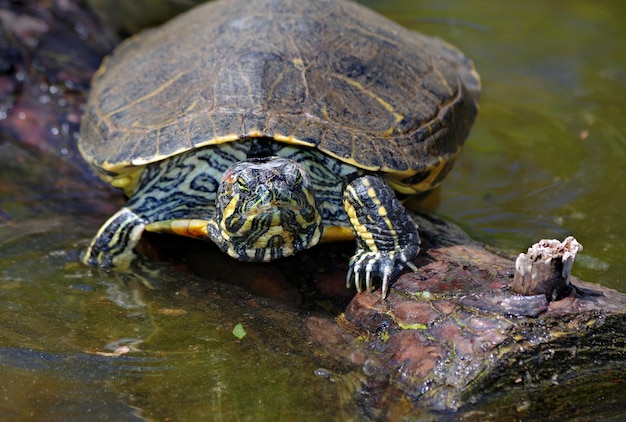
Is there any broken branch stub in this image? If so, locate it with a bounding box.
[512,236,583,301]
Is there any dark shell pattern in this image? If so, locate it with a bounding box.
[79,0,480,193]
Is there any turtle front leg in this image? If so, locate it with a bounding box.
[82,207,147,268]
[343,175,420,298]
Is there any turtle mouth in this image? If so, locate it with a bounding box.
[220,194,322,262]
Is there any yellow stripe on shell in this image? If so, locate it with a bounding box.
[386,147,463,195]
[110,168,143,197]
[105,72,187,121]
[129,133,242,167]
[333,74,405,132]
[270,133,317,147]
[94,126,461,201]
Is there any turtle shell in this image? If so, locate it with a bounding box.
[79,0,480,193]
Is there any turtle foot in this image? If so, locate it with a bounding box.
[346,249,418,298]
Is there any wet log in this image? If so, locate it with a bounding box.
[306,214,626,413]
[512,236,583,300]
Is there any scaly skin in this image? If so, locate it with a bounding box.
[343,175,420,297]
[83,143,421,298]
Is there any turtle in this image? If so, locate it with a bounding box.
[78,0,480,297]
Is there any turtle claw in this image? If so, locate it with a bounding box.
[381,273,391,299]
[346,250,416,298]
[406,260,418,273]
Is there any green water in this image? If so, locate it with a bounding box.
[1,0,625,420]
[390,0,626,292]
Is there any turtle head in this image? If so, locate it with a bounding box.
[215,157,322,261]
